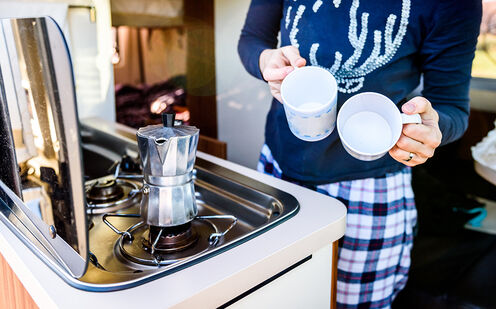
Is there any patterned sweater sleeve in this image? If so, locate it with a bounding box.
[420,0,482,145]
[238,0,283,81]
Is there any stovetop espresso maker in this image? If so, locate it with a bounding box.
[137,114,200,227]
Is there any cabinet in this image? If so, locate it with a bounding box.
[0,253,37,309]
[224,242,339,309]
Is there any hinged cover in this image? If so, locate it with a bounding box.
[0,17,88,278]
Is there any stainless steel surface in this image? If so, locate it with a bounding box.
[145,172,193,186]
[0,180,86,277]
[74,162,299,290]
[64,119,299,291]
[137,119,200,227]
[141,181,198,226]
[136,124,199,178]
[0,17,88,277]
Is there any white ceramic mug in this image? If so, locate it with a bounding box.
[280,66,338,142]
[337,92,422,161]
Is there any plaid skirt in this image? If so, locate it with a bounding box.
[258,144,417,309]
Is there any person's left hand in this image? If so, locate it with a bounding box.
[389,97,442,167]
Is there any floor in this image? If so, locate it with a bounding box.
[392,134,496,309]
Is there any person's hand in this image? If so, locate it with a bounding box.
[259,46,306,102]
[389,97,442,167]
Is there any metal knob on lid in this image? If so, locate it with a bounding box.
[161,113,175,127]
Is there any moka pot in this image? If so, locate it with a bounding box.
[136,114,200,227]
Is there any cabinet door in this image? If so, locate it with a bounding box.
[225,244,334,309]
[0,253,37,309]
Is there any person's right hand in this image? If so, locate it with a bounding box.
[259,46,306,103]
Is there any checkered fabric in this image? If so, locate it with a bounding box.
[258,144,417,309]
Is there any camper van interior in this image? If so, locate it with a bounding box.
[0,0,494,308]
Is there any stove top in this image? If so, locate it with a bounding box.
[97,187,238,268]
[47,122,302,291]
[84,154,241,269]
[75,153,299,290]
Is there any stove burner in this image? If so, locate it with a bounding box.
[87,179,124,203]
[85,176,141,214]
[143,223,199,253]
[117,220,217,267]
[102,213,237,267]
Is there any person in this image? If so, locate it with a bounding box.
[238,0,482,308]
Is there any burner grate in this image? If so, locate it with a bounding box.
[87,178,124,203]
[120,220,214,266]
[85,177,141,214]
[102,213,237,267]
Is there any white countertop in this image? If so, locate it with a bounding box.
[0,152,346,309]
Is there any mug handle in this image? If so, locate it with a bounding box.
[401,113,422,124]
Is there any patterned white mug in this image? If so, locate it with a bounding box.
[337,92,422,161]
[280,66,338,142]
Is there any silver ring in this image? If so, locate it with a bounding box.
[405,152,414,162]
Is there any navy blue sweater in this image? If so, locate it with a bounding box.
[238,0,482,184]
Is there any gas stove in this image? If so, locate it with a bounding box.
[73,120,300,290]
[0,16,300,293]
[86,165,238,269]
